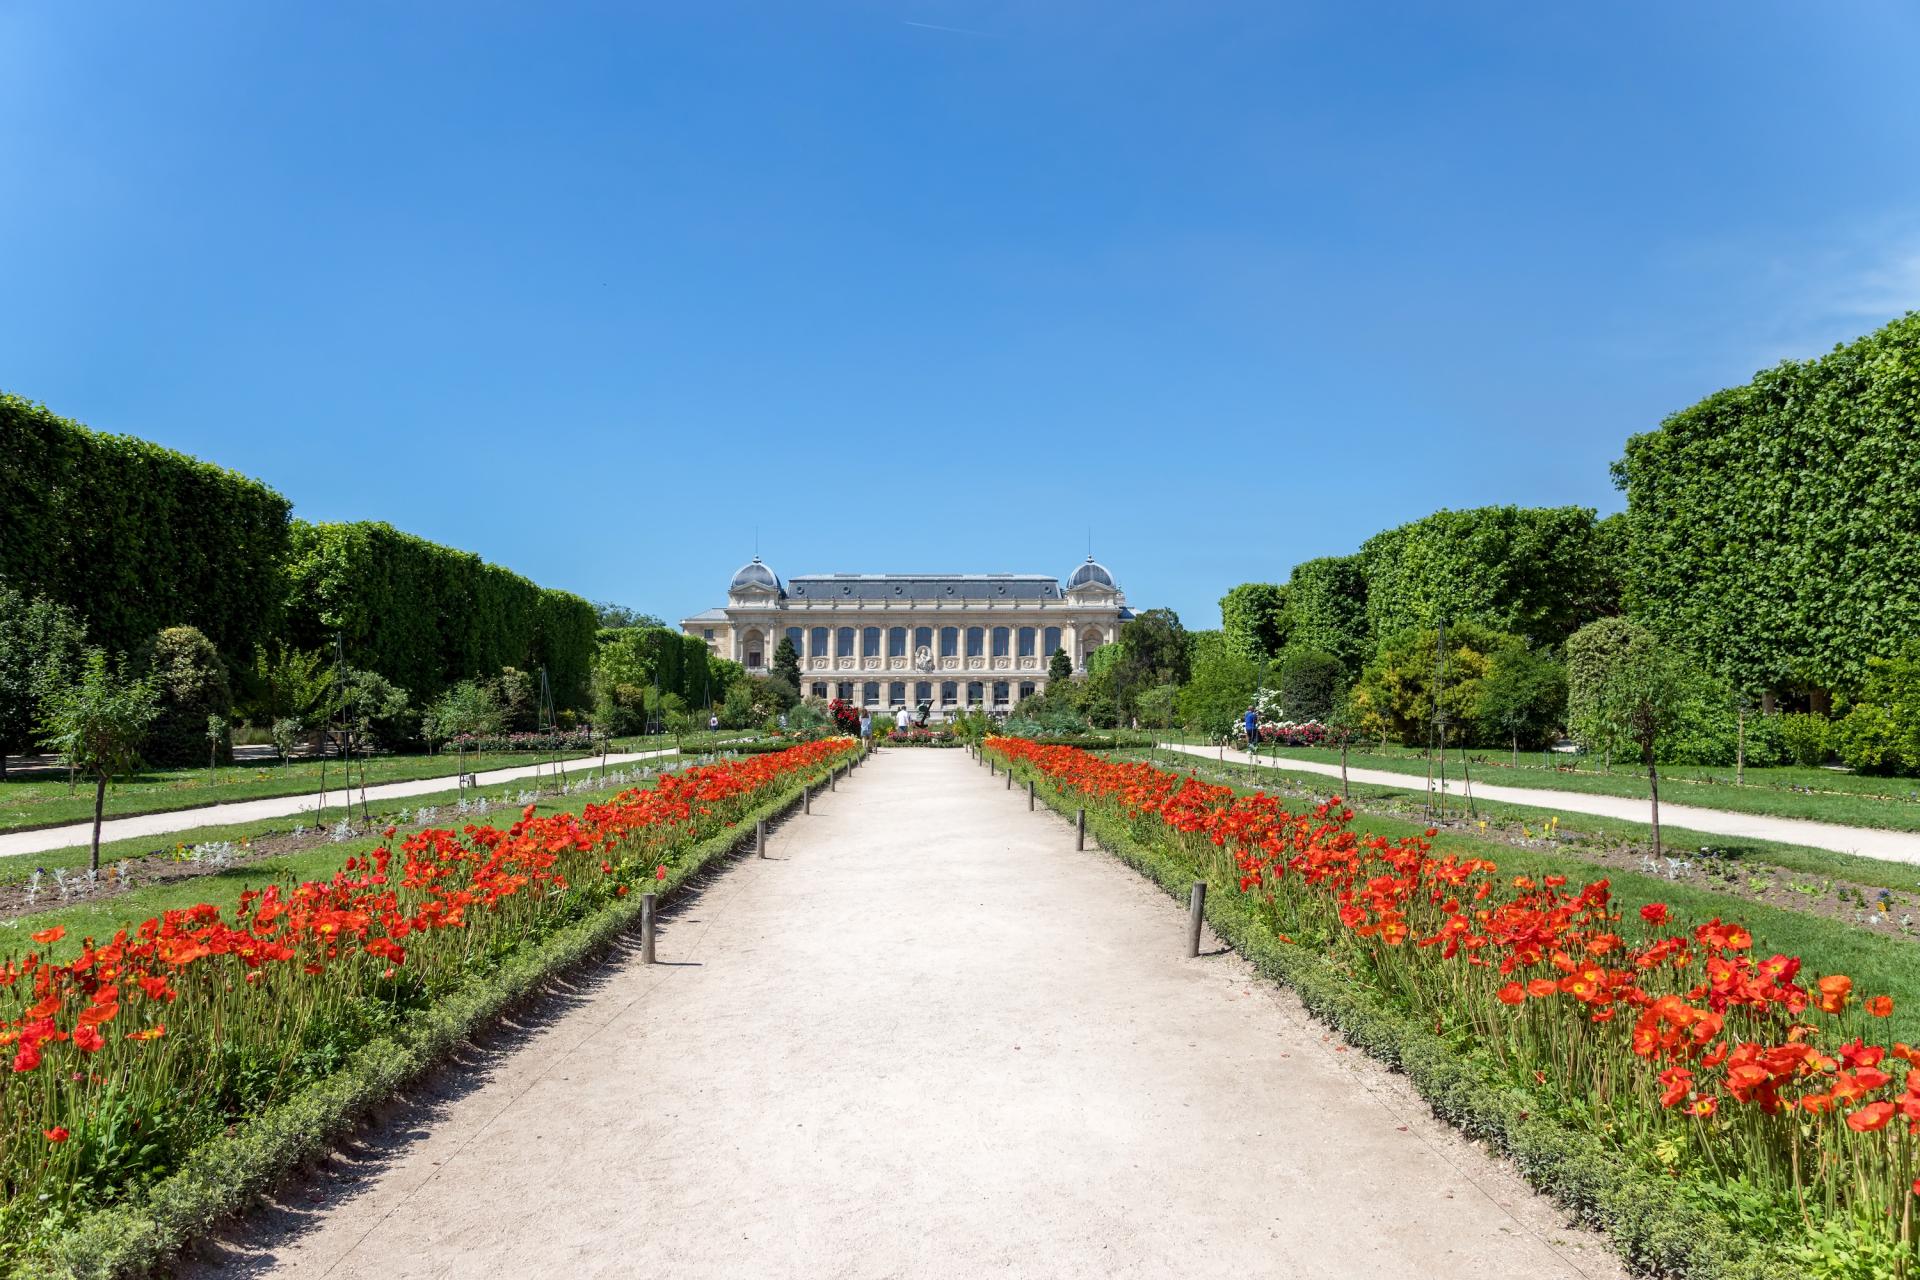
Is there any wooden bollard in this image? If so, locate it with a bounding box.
[830,766,837,792]
[1028,780,1035,810]
[990,759,997,776]
[1187,882,1207,958]
[641,893,657,963]
[756,818,767,859]
[1076,808,1086,850]
[1005,770,1012,790]
[803,785,811,814]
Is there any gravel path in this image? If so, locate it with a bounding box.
[0,750,683,861]
[191,749,1623,1280]
[1160,742,1920,868]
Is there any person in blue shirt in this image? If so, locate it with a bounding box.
[1243,706,1260,751]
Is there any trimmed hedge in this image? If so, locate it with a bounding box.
[0,394,292,664]
[1283,555,1369,675]
[31,756,843,1280]
[284,521,598,710]
[1616,311,1920,696]
[1358,505,1619,649]
[995,747,1785,1280]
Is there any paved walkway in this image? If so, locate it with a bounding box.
[1160,742,1920,868]
[0,750,683,861]
[193,749,1622,1280]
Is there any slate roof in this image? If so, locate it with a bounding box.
[786,574,1063,602]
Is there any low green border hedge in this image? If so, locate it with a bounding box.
[993,747,1786,1280]
[26,758,841,1280]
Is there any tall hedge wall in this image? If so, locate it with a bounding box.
[283,522,597,709]
[1358,505,1617,649]
[1615,312,1920,696]
[1284,556,1369,672]
[0,394,292,663]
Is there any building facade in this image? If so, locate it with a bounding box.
[681,558,1129,715]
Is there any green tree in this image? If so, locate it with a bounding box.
[425,679,505,763]
[592,602,664,630]
[1475,643,1568,764]
[1272,645,1344,721]
[772,635,802,690]
[1178,633,1259,737]
[0,585,87,778]
[497,666,536,731]
[329,668,415,752]
[1565,618,1691,855]
[1220,583,1289,662]
[1047,647,1073,685]
[1135,683,1182,736]
[147,626,233,767]
[1352,621,1514,747]
[1360,505,1617,649]
[242,641,332,726]
[1287,556,1370,675]
[1111,608,1189,722]
[1323,687,1363,797]
[38,650,160,871]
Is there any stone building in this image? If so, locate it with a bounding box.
[681,558,1130,714]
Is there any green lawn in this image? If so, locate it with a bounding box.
[1122,750,1920,1046]
[1159,735,1920,833]
[0,734,734,835]
[1127,749,1920,896]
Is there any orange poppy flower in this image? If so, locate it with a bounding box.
[1865,995,1894,1018]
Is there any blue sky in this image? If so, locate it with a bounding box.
[4,2,1917,629]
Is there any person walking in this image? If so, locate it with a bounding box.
[1243,705,1260,754]
[895,705,912,735]
[708,712,720,732]
[858,710,873,744]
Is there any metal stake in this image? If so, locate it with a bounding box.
[641,893,657,964]
[757,818,767,859]
[1187,882,1207,958]
[1076,808,1086,850]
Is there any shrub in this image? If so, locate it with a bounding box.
[145,626,233,767]
[1831,649,1920,776]
[0,584,88,774]
[1777,712,1833,768]
[1272,645,1345,721]
[1352,620,1514,747]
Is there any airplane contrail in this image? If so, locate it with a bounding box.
[902,19,995,37]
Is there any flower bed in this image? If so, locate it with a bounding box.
[0,737,856,1272]
[987,737,1919,1278]
[885,728,960,747]
[445,727,603,754]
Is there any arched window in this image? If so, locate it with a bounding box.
[940,681,958,704]
[862,626,881,657]
[863,681,880,705]
[966,680,984,705]
[914,626,933,656]
[992,681,1009,705]
[1043,626,1062,657]
[837,626,855,658]
[811,626,829,658]
[785,627,804,655]
[1017,627,1035,657]
[888,627,907,658]
[915,681,932,704]
[966,626,985,657]
[991,627,1010,658]
[889,681,906,706]
[940,626,959,658]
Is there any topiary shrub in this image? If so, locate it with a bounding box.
[147,626,233,767]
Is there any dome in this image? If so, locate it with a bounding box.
[729,557,781,593]
[1066,557,1115,590]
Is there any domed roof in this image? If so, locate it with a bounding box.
[729,557,780,593]
[1066,557,1115,590]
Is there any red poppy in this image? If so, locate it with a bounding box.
[1845,1101,1895,1133]
[1639,903,1670,927]
[43,1127,69,1143]
[31,926,64,945]
[1865,995,1894,1018]
[655,864,667,881]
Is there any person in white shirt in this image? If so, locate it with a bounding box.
[895,706,912,734]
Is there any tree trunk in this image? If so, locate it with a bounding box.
[1646,747,1662,860]
[1511,732,1519,768]
[1735,706,1746,786]
[91,775,106,873]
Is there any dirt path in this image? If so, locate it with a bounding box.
[1160,742,1920,868]
[0,749,683,862]
[190,749,1624,1280]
